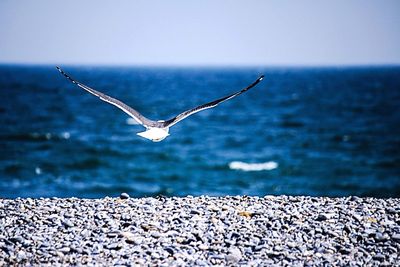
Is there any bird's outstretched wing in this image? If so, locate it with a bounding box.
[161,75,264,128]
[56,67,161,128]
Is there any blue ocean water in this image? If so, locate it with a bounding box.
[0,65,399,198]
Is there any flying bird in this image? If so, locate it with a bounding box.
[56,67,264,142]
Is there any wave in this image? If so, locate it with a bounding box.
[229,161,278,171]
[0,132,71,142]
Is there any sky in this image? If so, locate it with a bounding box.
[0,0,399,66]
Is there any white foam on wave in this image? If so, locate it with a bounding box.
[35,167,42,175]
[61,132,71,139]
[229,161,278,171]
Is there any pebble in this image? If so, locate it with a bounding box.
[350,196,362,202]
[120,193,130,199]
[316,214,328,221]
[373,253,385,261]
[163,246,174,255]
[151,231,161,238]
[59,247,70,253]
[106,243,121,250]
[1,195,399,265]
[120,214,130,220]
[226,246,242,263]
[17,250,26,260]
[375,232,389,242]
[386,208,397,214]
[190,209,200,215]
[392,234,400,242]
[106,233,117,238]
[9,236,24,244]
[62,219,74,228]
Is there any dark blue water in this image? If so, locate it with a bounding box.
[1,65,399,198]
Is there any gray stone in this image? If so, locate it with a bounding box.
[1,195,400,266]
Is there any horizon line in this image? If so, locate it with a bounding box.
[1,61,400,69]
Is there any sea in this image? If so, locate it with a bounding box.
[0,65,399,198]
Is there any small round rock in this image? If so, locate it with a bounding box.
[120,192,130,199]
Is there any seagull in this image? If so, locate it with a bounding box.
[56,67,264,142]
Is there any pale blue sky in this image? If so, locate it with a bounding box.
[0,0,399,66]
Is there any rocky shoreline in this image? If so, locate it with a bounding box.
[1,195,399,266]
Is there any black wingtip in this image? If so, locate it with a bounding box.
[56,66,63,74]
[259,75,265,81]
[56,66,67,77]
[56,66,78,84]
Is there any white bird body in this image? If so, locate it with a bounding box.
[56,67,264,142]
[137,127,170,142]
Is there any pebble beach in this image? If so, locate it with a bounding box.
[1,195,399,266]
